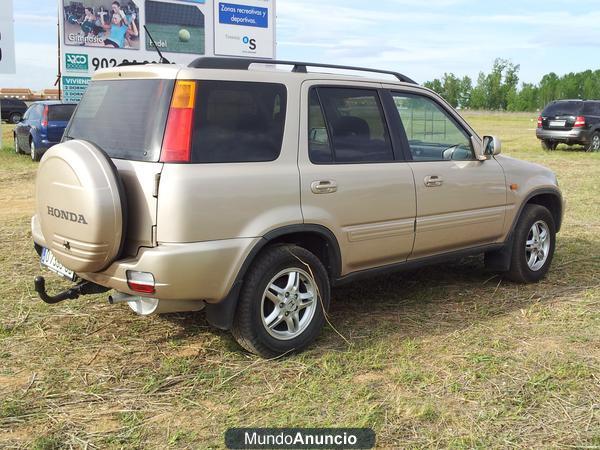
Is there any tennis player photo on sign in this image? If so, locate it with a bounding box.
[58,0,276,101]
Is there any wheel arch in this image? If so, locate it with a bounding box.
[511,188,563,235]
[205,224,341,330]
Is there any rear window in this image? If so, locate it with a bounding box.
[543,101,583,116]
[48,104,76,122]
[65,79,174,161]
[191,81,287,163]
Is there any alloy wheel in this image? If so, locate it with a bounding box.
[525,220,551,271]
[591,134,600,152]
[260,268,318,341]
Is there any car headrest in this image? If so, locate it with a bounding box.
[332,116,370,140]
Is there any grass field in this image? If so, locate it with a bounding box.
[0,113,599,449]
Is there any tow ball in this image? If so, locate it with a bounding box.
[34,276,109,304]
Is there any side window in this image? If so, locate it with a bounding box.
[308,89,333,163]
[25,105,40,121]
[392,93,473,161]
[191,81,287,163]
[316,87,394,163]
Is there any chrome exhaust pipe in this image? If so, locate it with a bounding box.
[108,292,205,315]
[108,292,134,305]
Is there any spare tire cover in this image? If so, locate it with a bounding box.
[36,140,126,273]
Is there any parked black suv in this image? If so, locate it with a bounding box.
[536,99,600,151]
[535,100,600,152]
[1,98,28,124]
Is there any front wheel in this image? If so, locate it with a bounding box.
[232,245,330,358]
[9,113,22,124]
[14,135,21,154]
[505,204,556,283]
[586,132,600,152]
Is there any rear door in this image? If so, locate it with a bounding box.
[64,78,173,254]
[299,81,416,275]
[388,89,506,259]
[47,104,76,143]
[541,101,584,131]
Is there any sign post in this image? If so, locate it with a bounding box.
[57,0,276,102]
[0,0,17,149]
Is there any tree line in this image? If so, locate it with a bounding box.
[423,58,600,112]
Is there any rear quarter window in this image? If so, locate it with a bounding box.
[583,102,600,115]
[190,81,287,163]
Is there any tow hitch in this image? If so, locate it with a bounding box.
[34,276,109,304]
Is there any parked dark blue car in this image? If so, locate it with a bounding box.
[14,101,77,161]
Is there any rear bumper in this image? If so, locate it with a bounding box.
[536,128,590,144]
[79,238,259,303]
[39,139,59,151]
[32,216,259,303]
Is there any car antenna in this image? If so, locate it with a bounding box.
[144,25,171,64]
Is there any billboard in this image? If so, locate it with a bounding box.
[214,0,275,59]
[58,0,275,101]
[0,0,16,74]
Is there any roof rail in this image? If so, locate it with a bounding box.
[187,57,417,84]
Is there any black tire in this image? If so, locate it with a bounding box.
[232,245,330,358]
[586,131,600,152]
[14,134,21,154]
[505,204,556,283]
[30,138,40,162]
[541,140,557,151]
[8,113,22,124]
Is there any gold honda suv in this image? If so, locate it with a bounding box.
[32,58,564,357]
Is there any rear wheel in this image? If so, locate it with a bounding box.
[586,132,600,152]
[232,245,330,358]
[505,204,556,283]
[541,140,557,151]
[30,139,40,162]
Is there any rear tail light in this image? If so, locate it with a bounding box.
[126,270,155,295]
[41,106,48,128]
[574,116,586,128]
[537,116,543,128]
[160,80,197,163]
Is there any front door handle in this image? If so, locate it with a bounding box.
[311,180,338,194]
[424,175,444,187]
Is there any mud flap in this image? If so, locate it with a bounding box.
[484,235,513,272]
[205,280,242,330]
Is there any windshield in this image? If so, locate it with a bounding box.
[65,79,174,162]
[543,101,583,116]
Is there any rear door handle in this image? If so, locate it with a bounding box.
[424,175,444,187]
[311,180,338,194]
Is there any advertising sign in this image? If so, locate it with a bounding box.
[58,0,275,101]
[0,0,16,74]
[214,0,275,59]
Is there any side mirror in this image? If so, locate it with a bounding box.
[482,135,502,157]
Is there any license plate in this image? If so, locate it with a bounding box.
[549,120,566,127]
[41,248,75,281]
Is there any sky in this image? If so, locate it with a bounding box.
[1,0,599,90]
